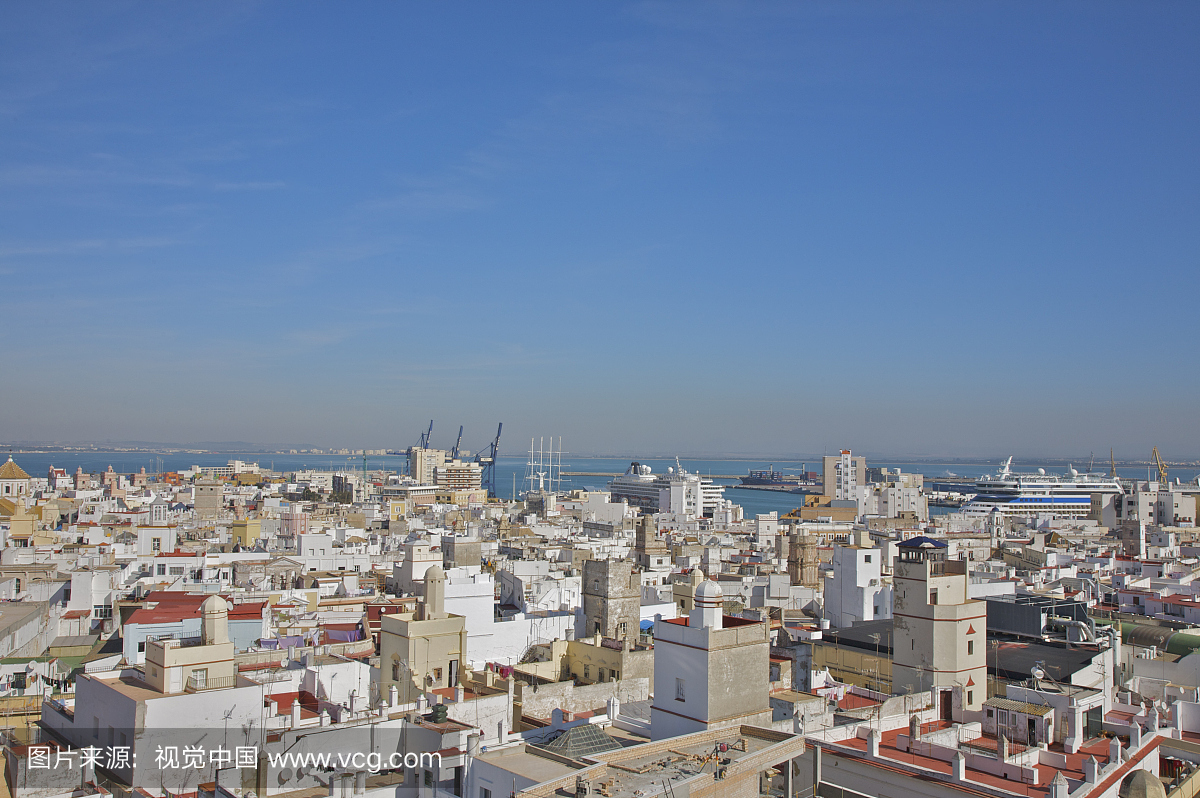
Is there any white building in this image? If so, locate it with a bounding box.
[823,545,892,628]
[892,536,987,722]
[650,573,771,740]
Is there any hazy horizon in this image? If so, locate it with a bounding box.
[0,438,1194,465]
[3,4,1198,456]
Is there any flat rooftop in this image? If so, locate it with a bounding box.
[579,727,795,798]
[475,744,583,784]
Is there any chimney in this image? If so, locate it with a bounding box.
[909,714,921,743]
[455,685,465,702]
[1083,756,1099,783]
[952,752,966,781]
[1109,736,1122,764]
[867,728,880,758]
[319,709,331,726]
[1130,722,1143,749]
[290,698,301,727]
[389,684,398,707]
[1149,707,1160,731]
[1050,771,1070,798]
[999,735,1010,761]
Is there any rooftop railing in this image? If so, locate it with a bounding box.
[185,674,236,692]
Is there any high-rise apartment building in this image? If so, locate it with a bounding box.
[823,449,866,499]
[408,447,447,485]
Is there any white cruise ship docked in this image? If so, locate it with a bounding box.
[960,457,1123,519]
[608,460,726,516]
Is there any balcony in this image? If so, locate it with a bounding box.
[929,560,967,577]
[185,674,236,692]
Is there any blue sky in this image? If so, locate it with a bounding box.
[2,2,1198,458]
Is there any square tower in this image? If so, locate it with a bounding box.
[892,536,987,723]
[582,559,641,646]
[651,574,771,740]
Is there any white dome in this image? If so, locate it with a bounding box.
[200,595,229,614]
[695,579,723,606]
[425,564,446,581]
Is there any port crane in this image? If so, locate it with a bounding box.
[419,420,434,449]
[451,425,464,460]
[1152,446,1169,484]
[474,423,503,499]
[1110,448,1117,479]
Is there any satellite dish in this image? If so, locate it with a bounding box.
[1068,466,1078,477]
[1032,665,1045,680]
[1037,468,1046,475]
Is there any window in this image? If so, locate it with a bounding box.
[481,791,491,798]
[929,589,938,605]
[676,678,686,701]
[392,659,400,680]
[967,690,974,705]
[433,667,442,683]
[584,665,591,680]
[864,555,871,563]
[967,640,974,656]
[169,567,184,576]
[157,564,166,576]
[424,771,433,788]
[987,709,994,718]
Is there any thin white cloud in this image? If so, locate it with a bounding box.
[212,180,287,192]
[0,236,179,259]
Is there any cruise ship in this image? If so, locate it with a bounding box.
[960,457,1123,519]
[608,460,726,516]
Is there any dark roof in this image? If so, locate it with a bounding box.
[819,620,1103,683]
[899,536,947,549]
[820,619,894,655]
[992,639,1100,683]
